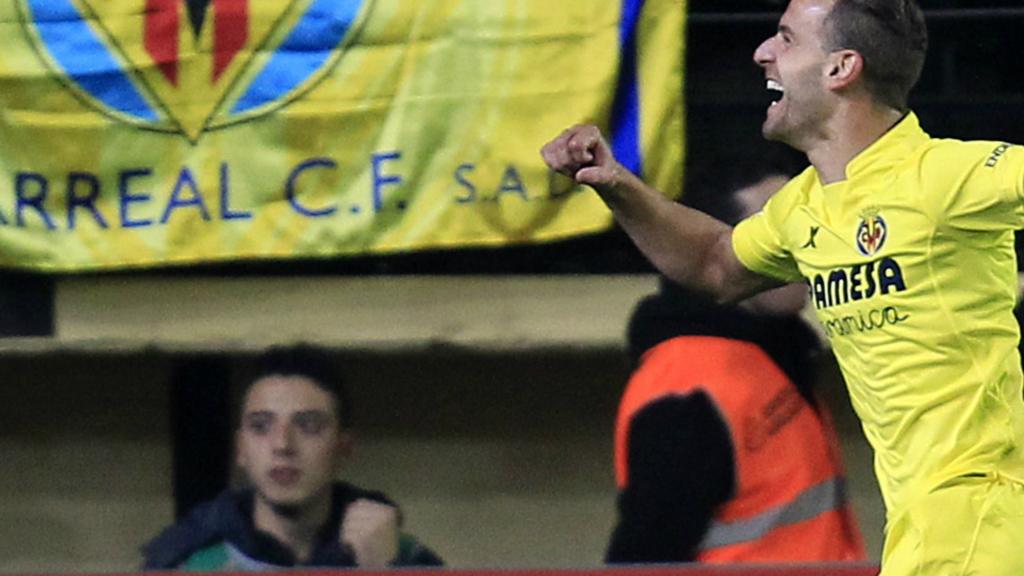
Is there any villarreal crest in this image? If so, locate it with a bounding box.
[18,0,371,141]
[856,211,888,256]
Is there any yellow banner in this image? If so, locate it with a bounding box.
[0,0,684,271]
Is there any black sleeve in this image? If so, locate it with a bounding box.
[605,391,735,564]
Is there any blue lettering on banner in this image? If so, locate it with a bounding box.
[119,168,154,228]
[67,172,109,229]
[286,158,338,217]
[454,163,477,203]
[2,153,584,234]
[161,168,211,224]
[371,151,403,212]
[219,163,252,221]
[15,172,56,230]
[496,165,528,201]
[453,163,575,202]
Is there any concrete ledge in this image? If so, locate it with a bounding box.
[13,275,661,354]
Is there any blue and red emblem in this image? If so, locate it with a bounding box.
[856,213,888,256]
[19,0,370,140]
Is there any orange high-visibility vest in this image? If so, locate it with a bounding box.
[615,336,866,562]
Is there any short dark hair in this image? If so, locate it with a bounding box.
[243,345,353,428]
[823,0,928,111]
[683,142,805,226]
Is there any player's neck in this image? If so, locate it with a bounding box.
[806,102,905,185]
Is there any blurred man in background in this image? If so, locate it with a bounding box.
[142,345,442,570]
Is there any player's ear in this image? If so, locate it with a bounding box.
[825,49,863,91]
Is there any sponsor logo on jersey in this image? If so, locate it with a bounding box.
[810,257,907,311]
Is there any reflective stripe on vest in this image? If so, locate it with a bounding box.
[699,477,847,551]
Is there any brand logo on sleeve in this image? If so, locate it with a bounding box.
[986,143,1011,168]
[801,225,820,249]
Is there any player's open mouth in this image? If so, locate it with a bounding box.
[767,79,785,107]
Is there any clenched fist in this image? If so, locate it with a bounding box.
[341,498,399,568]
[540,124,629,194]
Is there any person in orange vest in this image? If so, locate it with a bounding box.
[607,147,866,564]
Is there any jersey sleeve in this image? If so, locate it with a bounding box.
[923,141,1024,232]
[731,182,804,283]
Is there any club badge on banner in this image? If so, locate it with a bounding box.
[0,0,685,271]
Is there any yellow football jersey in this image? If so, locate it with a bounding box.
[733,113,1024,519]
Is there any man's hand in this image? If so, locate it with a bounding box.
[540,124,766,303]
[341,498,399,568]
[541,124,628,194]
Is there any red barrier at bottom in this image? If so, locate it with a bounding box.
[95,564,879,576]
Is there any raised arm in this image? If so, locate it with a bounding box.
[541,124,777,303]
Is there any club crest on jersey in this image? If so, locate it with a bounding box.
[19,0,370,141]
[856,211,887,256]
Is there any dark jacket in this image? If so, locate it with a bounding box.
[607,279,824,563]
[142,481,443,569]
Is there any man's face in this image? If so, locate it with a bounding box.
[753,0,836,147]
[236,375,350,511]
